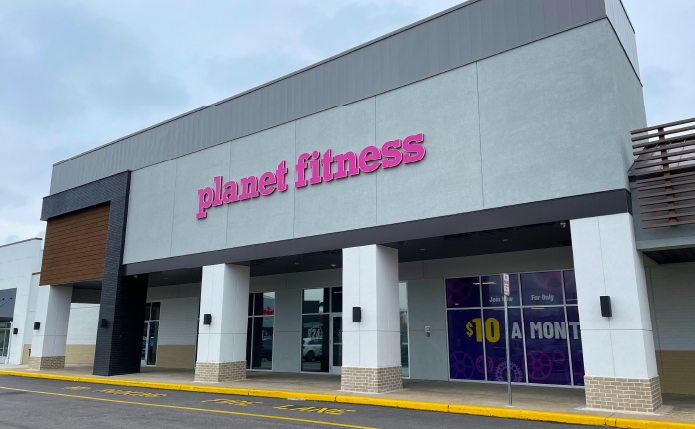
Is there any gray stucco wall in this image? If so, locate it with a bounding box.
[123,19,644,265]
[50,0,639,196]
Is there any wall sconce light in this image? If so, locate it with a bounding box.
[101,319,108,328]
[352,307,361,323]
[33,322,40,330]
[600,296,612,318]
[203,314,212,325]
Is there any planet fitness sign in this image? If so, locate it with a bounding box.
[196,133,425,219]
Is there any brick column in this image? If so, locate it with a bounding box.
[571,213,662,413]
[195,264,249,383]
[29,285,72,370]
[341,245,402,393]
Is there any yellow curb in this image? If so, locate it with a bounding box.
[1,370,694,429]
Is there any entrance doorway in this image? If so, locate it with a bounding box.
[301,287,342,373]
[142,302,160,366]
[0,322,11,358]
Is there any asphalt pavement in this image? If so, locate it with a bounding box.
[0,374,585,429]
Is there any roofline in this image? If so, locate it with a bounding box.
[54,0,481,167]
[0,237,42,249]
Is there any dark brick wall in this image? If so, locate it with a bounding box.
[41,171,148,376]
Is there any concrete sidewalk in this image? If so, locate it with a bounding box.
[2,364,694,425]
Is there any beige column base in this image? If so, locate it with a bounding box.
[28,356,65,370]
[194,361,247,383]
[341,366,403,393]
[585,376,663,413]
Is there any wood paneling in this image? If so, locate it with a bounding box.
[632,117,695,228]
[40,204,110,286]
[155,345,196,369]
[655,350,695,395]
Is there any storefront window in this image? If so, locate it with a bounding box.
[446,277,481,308]
[446,270,582,386]
[0,322,10,358]
[447,308,486,380]
[521,271,564,306]
[142,302,160,366]
[399,282,409,378]
[301,287,342,373]
[522,307,570,385]
[247,292,274,370]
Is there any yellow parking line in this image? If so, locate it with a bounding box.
[0,386,377,429]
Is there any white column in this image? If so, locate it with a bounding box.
[571,213,662,412]
[29,285,72,370]
[341,244,402,393]
[194,263,249,382]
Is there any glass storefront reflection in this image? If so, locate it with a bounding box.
[247,292,275,370]
[523,307,571,385]
[446,271,582,386]
[301,314,329,372]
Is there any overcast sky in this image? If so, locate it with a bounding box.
[1,0,694,245]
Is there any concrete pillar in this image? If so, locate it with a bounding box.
[571,213,662,413]
[29,285,72,370]
[195,264,249,382]
[341,245,402,393]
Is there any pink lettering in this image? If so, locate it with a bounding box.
[321,149,334,182]
[381,140,403,168]
[358,146,381,173]
[222,181,238,203]
[196,187,214,219]
[213,176,224,206]
[259,172,277,196]
[309,151,321,185]
[295,153,310,188]
[276,161,289,192]
[403,133,425,164]
[334,152,359,179]
[239,176,259,200]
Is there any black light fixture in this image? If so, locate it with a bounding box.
[33,322,40,330]
[600,296,612,318]
[203,314,212,325]
[13,328,18,335]
[352,307,361,323]
[101,318,108,328]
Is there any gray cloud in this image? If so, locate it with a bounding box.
[1,0,694,246]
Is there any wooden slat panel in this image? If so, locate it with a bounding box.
[631,123,695,142]
[631,117,695,135]
[637,147,695,162]
[642,211,695,222]
[638,186,695,199]
[39,203,110,286]
[644,218,695,229]
[636,170,695,184]
[635,163,695,177]
[637,178,695,191]
[633,133,695,151]
[639,195,695,207]
[635,154,695,170]
[640,202,695,214]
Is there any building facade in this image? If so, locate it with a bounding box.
[13,0,695,414]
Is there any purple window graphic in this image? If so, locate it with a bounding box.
[523,307,572,385]
[483,308,526,382]
[563,270,577,305]
[446,277,481,309]
[482,274,520,307]
[521,271,564,306]
[447,309,485,380]
[566,305,584,385]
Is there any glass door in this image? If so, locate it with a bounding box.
[330,315,342,375]
[0,322,10,358]
[141,302,160,366]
